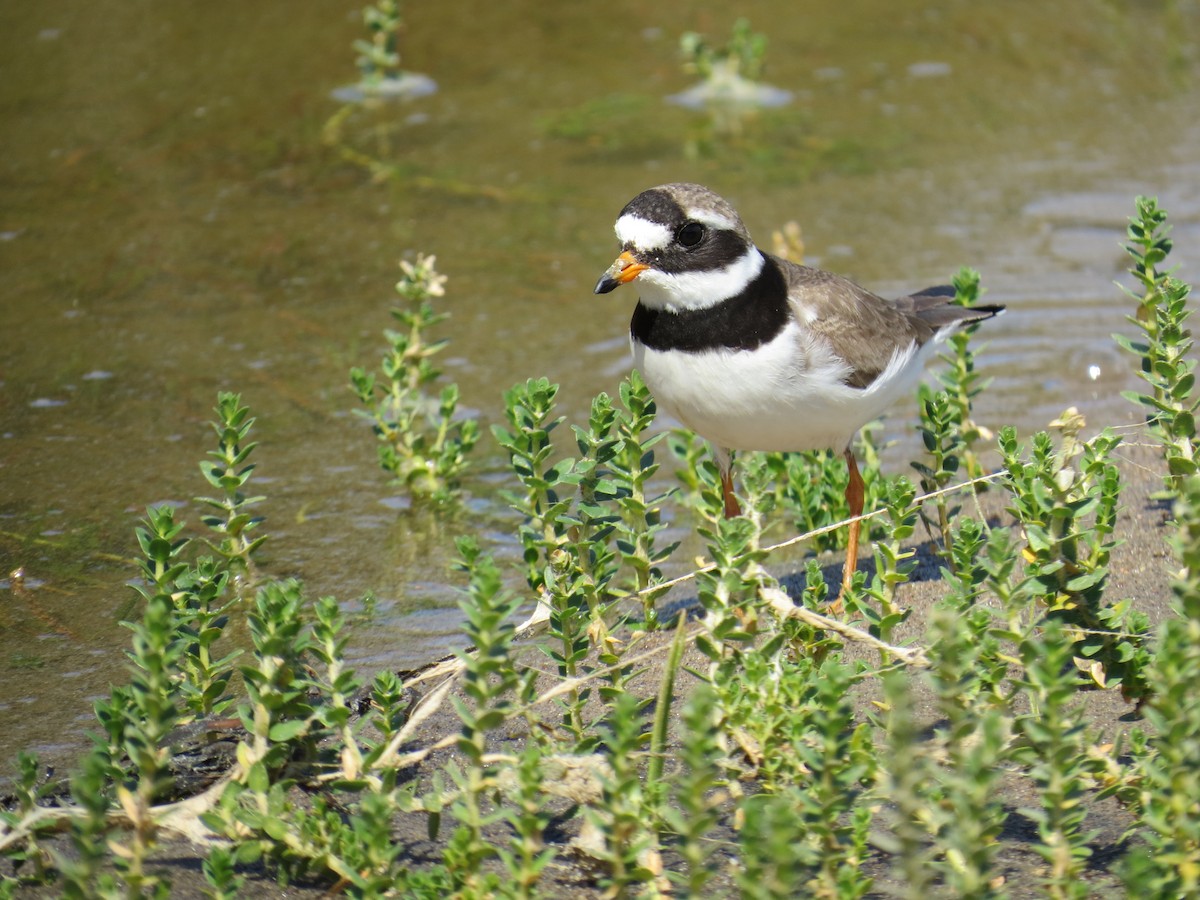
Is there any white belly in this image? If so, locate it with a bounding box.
[632,321,937,453]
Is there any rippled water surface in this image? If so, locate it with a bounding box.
[2,0,1198,765]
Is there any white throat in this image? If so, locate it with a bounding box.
[635,247,765,312]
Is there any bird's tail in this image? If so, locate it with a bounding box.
[907,285,1005,330]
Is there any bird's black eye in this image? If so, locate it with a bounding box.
[676,221,705,248]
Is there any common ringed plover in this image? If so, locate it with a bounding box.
[594,182,1004,599]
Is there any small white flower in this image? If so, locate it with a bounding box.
[397,253,448,299]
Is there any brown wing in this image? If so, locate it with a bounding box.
[774,257,935,389]
[773,256,1003,389]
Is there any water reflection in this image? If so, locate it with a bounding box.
[0,0,1197,766]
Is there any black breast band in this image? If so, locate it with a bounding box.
[630,255,790,353]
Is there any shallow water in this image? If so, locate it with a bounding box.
[1,0,1198,765]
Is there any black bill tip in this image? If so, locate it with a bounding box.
[594,273,620,295]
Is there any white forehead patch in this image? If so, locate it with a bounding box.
[615,214,671,251]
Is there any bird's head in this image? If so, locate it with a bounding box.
[594,183,763,312]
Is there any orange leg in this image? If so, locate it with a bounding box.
[833,448,865,611]
[720,466,742,519]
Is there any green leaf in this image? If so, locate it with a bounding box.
[233,841,263,865]
[1064,569,1106,592]
[246,760,270,794]
[268,719,310,742]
